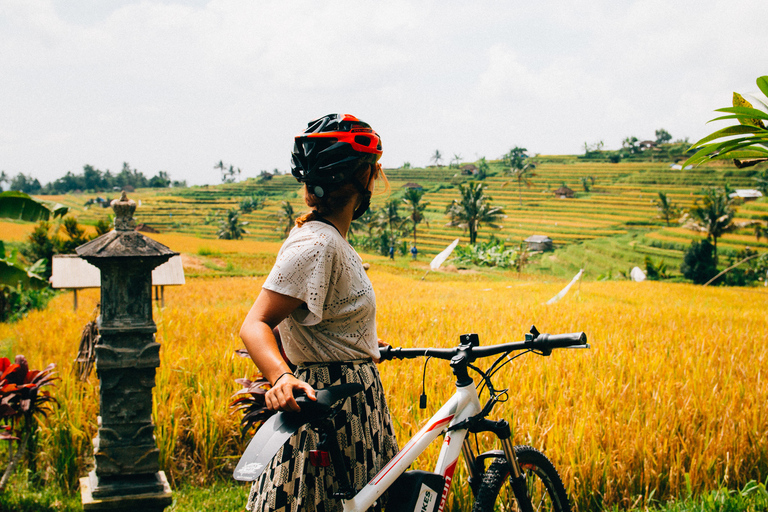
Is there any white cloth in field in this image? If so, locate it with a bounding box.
[262,220,379,364]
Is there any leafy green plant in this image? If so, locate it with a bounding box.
[0,356,58,492]
[644,256,669,280]
[452,238,518,268]
[684,75,768,167]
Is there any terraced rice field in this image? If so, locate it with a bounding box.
[25,160,768,279]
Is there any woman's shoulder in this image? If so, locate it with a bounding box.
[282,221,342,252]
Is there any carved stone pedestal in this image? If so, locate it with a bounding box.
[80,471,172,512]
[77,193,177,511]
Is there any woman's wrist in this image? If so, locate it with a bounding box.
[272,371,293,386]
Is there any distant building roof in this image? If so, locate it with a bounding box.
[525,235,552,243]
[403,182,423,190]
[51,254,185,289]
[554,186,575,197]
[730,189,763,199]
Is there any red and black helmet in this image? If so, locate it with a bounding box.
[291,114,382,188]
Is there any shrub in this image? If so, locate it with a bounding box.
[452,238,518,268]
[0,356,58,491]
[680,240,719,284]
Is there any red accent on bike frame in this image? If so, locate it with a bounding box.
[437,459,458,512]
[371,415,455,485]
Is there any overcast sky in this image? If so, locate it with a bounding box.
[2,0,768,186]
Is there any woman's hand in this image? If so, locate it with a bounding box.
[265,374,316,412]
[374,338,390,364]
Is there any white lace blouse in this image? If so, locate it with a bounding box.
[261,220,379,364]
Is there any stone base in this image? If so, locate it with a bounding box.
[80,470,172,512]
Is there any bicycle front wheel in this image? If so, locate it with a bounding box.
[471,445,571,512]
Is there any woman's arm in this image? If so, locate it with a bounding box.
[239,288,316,412]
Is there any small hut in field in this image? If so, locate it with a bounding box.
[525,235,553,252]
[554,186,575,199]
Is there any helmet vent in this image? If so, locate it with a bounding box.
[354,135,371,147]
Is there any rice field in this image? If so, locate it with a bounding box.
[2,268,767,511]
[30,160,768,283]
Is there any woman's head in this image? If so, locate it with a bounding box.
[291,114,388,224]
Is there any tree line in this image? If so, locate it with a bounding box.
[0,163,185,195]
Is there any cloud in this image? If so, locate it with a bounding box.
[1,0,768,184]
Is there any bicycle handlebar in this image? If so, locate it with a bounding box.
[379,331,587,363]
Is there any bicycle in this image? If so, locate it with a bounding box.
[234,326,589,512]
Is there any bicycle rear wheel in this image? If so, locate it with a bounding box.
[471,445,571,512]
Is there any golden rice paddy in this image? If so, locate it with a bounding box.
[2,266,766,510]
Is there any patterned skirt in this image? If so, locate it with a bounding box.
[245,360,399,512]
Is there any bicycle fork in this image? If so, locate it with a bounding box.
[462,418,535,512]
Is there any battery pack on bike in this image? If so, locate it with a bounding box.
[387,470,445,512]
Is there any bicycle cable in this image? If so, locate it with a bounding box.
[420,356,432,409]
[476,349,532,398]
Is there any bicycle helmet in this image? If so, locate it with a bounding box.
[291,114,382,197]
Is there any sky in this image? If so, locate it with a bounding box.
[2,0,768,186]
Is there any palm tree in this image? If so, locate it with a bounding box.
[382,199,405,234]
[445,181,505,244]
[450,154,462,169]
[477,157,490,180]
[402,187,429,246]
[430,150,443,167]
[502,148,536,208]
[654,192,681,226]
[688,187,737,265]
[277,201,295,238]
[217,208,247,240]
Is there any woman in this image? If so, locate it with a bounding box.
[240,114,398,512]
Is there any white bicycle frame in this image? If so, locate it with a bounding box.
[341,381,487,512]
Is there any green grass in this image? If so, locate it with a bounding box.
[167,481,247,512]
[526,230,682,280]
[5,478,766,512]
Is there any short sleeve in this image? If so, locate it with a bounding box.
[262,228,336,326]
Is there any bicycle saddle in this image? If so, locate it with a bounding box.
[233,383,363,481]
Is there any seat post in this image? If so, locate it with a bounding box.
[314,418,356,499]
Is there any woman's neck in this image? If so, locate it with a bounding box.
[317,203,354,238]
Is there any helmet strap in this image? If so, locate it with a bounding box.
[351,176,372,220]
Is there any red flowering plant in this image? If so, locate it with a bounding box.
[0,355,58,492]
[229,375,274,435]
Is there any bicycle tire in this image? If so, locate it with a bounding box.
[471,445,571,512]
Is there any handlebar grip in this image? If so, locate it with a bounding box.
[535,332,587,348]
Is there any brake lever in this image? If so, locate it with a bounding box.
[564,344,590,349]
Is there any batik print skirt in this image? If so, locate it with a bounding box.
[245,359,399,512]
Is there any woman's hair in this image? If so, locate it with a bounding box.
[295,161,389,227]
